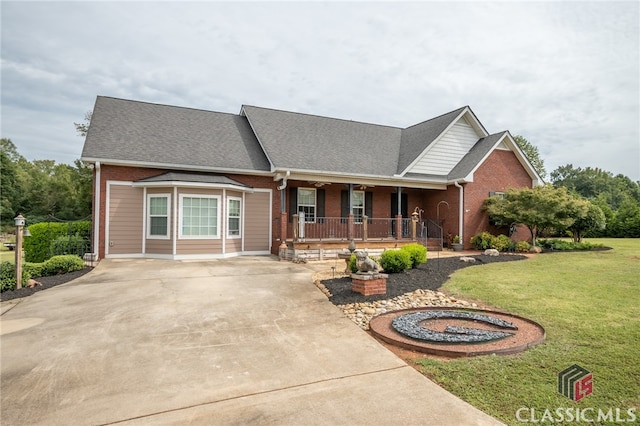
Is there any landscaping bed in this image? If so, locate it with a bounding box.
[0,267,93,301]
[321,254,527,305]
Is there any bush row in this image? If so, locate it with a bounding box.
[349,243,428,274]
[23,221,91,263]
[470,231,531,253]
[0,255,85,292]
[537,239,605,251]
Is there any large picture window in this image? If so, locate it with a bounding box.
[297,188,316,222]
[227,197,241,238]
[180,195,220,238]
[147,194,170,239]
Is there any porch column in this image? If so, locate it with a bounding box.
[395,187,403,240]
[279,188,287,244]
[348,213,354,240]
[293,214,299,241]
[363,215,368,241]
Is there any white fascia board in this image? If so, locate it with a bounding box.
[131,180,255,192]
[79,157,272,177]
[398,107,489,177]
[277,168,447,190]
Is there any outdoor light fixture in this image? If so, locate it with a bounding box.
[14,214,26,289]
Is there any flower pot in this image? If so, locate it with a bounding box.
[452,243,463,252]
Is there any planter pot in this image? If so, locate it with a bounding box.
[452,243,463,252]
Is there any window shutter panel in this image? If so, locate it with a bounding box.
[317,189,325,223]
[365,191,373,224]
[340,190,349,223]
[289,187,297,223]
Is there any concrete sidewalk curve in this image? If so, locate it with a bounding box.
[1,256,504,425]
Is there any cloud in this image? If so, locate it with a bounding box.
[1,1,638,180]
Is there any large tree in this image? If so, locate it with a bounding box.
[513,135,547,181]
[484,185,586,246]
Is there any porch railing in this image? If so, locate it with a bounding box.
[292,215,413,241]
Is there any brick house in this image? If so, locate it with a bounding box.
[81,96,542,260]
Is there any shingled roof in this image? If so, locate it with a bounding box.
[81,96,539,185]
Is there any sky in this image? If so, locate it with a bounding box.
[1,1,639,181]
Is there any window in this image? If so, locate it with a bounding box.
[227,197,241,238]
[180,195,220,238]
[147,194,170,239]
[489,191,506,200]
[353,191,364,223]
[297,188,316,222]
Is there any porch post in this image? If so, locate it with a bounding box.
[348,213,354,240]
[395,187,403,240]
[363,215,368,241]
[293,214,299,241]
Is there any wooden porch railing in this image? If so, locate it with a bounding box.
[292,215,415,242]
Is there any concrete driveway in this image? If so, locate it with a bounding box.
[1,257,503,425]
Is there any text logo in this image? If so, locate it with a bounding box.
[558,364,593,401]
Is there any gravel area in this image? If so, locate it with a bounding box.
[321,254,527,305]
[0,268,93,302]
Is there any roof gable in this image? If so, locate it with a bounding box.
[241,105,402,176]
[400,108,488,176]
[81,96,270,173]
[448,131,543,184]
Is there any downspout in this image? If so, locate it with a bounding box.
[277,170,290,212]
[93,161,101,259]
[454,180,464,245]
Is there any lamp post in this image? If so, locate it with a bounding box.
[14,214,25,289]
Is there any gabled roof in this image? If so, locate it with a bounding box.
[81,96,539,187]
[241,105,401,176]
[81,96,270,173]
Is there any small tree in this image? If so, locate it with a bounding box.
[568,199,606,242]
[484,185,586,247]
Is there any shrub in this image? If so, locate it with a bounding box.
[0,261,30,292]
[470,232,494,250]
[24,262,45,279]
[42,255,84,276]
[401,243,427,268]
[492,234,511,251]
[51,234,90,257]
[348,254,358,273]
[515,241,531,253]
[537,239,605,251]
[23,221,91,263]
[379,249,411,273]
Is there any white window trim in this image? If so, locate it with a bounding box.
[297,187,316,223]
[179,194,221,240]
[227,196,242,239]
[353,190,365,224]
[146,193,171,240]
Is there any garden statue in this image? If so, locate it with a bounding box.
[354,250,379,274]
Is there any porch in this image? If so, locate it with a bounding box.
[281,214,444,261]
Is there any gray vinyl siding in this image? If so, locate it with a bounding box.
[244,191,271,252]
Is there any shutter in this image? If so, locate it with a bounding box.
[365,191,373,224]
[341,190,349,224]
[289,187,297,223]
[317,189,325,223]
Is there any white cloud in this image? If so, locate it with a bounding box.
[1,1,638,180]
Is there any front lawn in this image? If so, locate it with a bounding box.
[415,239,639,425]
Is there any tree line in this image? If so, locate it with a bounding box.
[1,138,92,232]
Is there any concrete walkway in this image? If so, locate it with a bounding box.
[1,256,503,425]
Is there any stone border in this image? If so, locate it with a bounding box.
[369,306,545,358]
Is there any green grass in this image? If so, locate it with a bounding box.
[0,246,16,262]
[414,239,640,425]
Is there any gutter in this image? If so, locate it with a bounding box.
[93,161,101,260]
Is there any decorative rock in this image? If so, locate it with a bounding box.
[484,249,500,257]
[460,256,476,263]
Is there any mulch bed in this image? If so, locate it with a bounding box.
[322,254,527,305]
[1,268,94,302]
